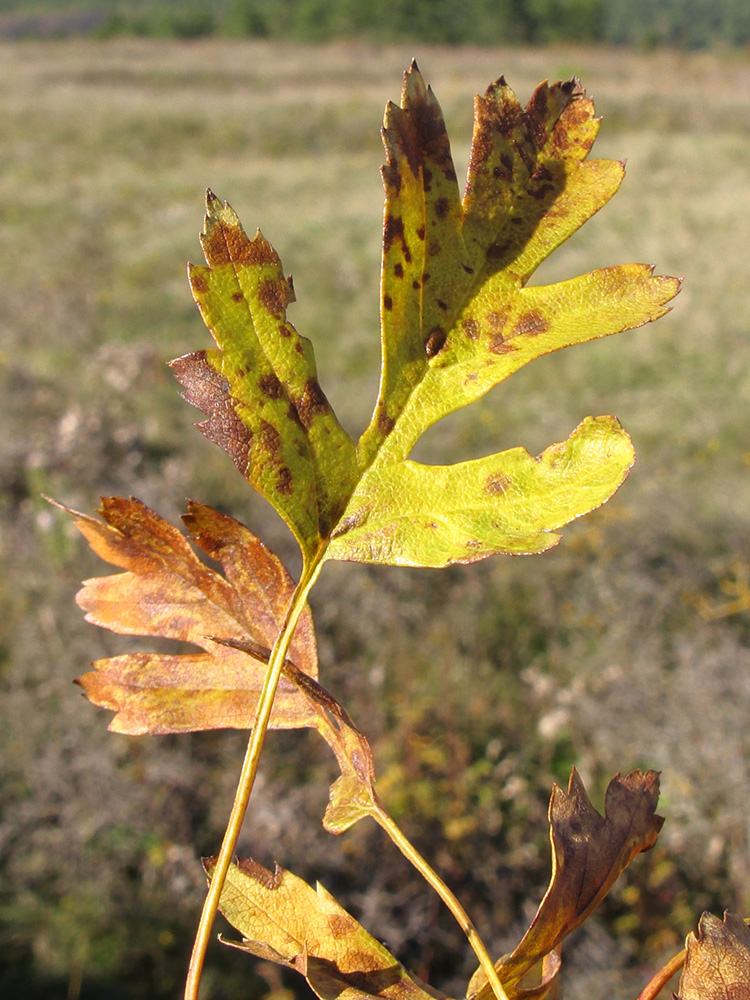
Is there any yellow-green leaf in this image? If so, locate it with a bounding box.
[170,192,358,562]
[168,66,678,573]
[206,859,443,1000]
[329,416,633,567]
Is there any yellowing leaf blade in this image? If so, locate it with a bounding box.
[329,416,634,567]
[207,859,442,1000]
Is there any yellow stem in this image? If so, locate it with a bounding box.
[373,802,509,1000]
[183,557,323,1000]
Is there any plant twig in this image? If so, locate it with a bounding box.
[635,948,686,1000]
[184,556,324,1000]
[373,802,510,1000]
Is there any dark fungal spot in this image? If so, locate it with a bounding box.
[201,221,280,268]
[513,310,550,337]
[394,263,404,278]
[383,214,405,254]
[462,318,479,340]
[462,264,474,274]
[425,326,446,358]
[296,378,330,429]
[190,271,208,294]
[278,323,292,338]
[378,411,395,437]
[501,153,513,171]
[487,310,509,330]
[294,342,305,354]
[416,226,426,241]
[437,299,448,311]
[277,466,294,495]
[489,335,518,354]
[412,280,421,290]
[258,373,284,399]
[434,197,450,220]
[485,472,511,495]
[231,291,244,303]
[383,295,393,311]
[258,277,286,318]
[422,272,431,283]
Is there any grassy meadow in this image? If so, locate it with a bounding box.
[3,37,750,1000]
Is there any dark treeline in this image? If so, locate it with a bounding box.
[2,0,750,47]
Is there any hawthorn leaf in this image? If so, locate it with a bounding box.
[328,415,633,567]
[469,769,663,1000]
[205,858,444,1000]
[356,63,680,470]
[170,192,358,563]
[677,912,750,1000]
[168,65,679,574]
[52,497,319,735]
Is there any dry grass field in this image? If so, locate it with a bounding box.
[3,37,750,1000]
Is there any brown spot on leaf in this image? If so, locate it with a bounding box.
[487,310,509,330]
[437,299,448,311]
[378,411,395,437]
[258,277,287,318]
[277,466,294,495]
[394,263,404,278]
[231,291,244,303]
[190,271,208,294]
[412,280,421,291]
[383,214,405,254]
[485,473,511,495]
[278,323,292,338]
[258,373,284,399]
[236,859,281,888]
[425,327,446,358]
[434,197,450,220]
[296,378,330,430]
[462,318,479,340]
[416,226,426,240]
[383,295,393,311]
[327,913,356,939]
[202,222,280,268]
[513,310,550,337]
[489,335,518,354]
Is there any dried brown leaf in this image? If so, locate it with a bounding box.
[471,769,662,1000]
[52,497,318,734]
[677,912,750,1000]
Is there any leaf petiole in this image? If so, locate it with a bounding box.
[184,554,325,1000]
[372,801,509,1000]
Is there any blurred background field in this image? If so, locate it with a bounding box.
[2,24,750,1000]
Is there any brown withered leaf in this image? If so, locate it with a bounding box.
[56,494,379,817]
[205,858,446,1000]
[677,913,750,1000]
[52,497,319,735]
[470,769,662,1000]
